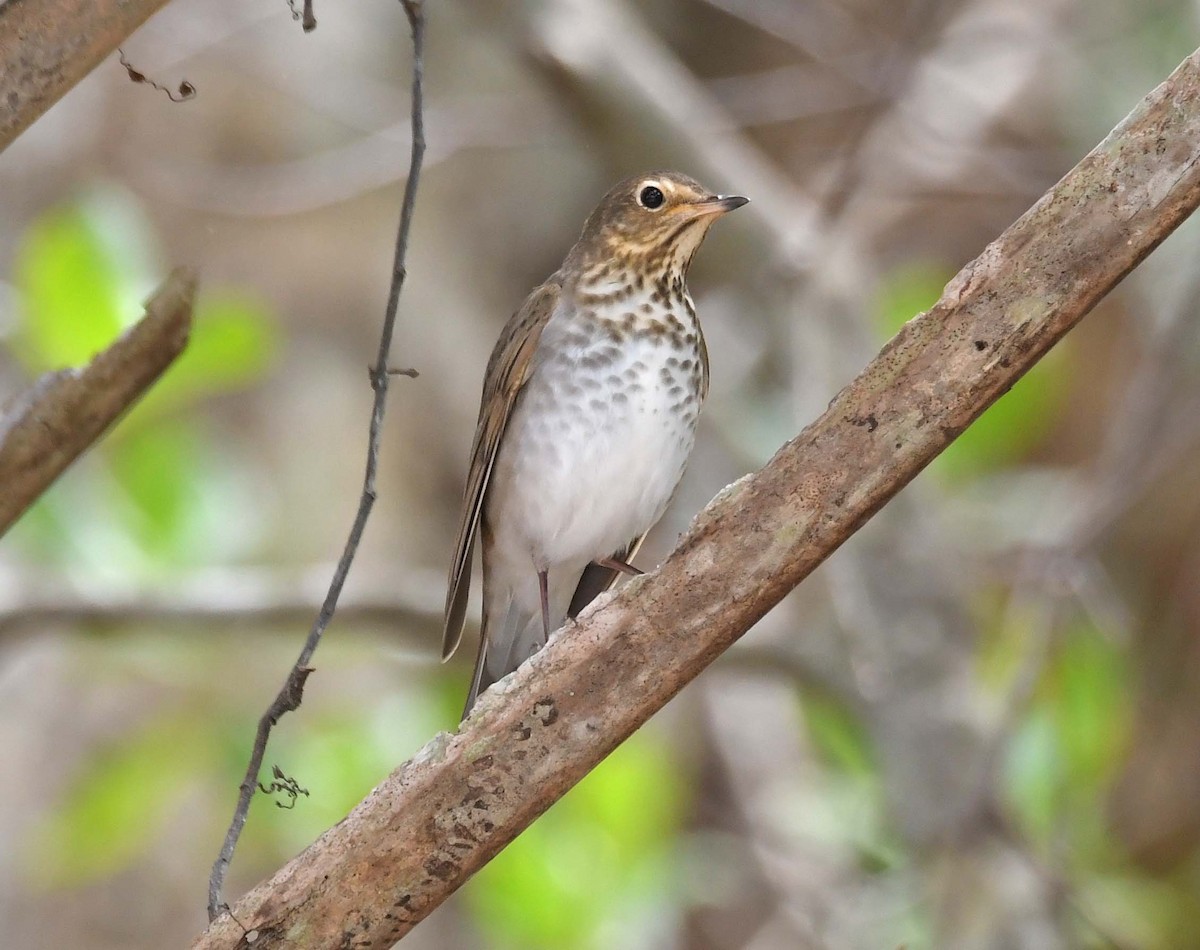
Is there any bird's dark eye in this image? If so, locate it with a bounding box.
[638,185,665,209]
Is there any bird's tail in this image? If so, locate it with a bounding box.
[462,598,545,719]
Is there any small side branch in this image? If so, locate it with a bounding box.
[204,0,426,924]
[0,269,195,536]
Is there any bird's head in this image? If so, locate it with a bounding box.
[566,171,747,283]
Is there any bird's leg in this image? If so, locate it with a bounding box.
[597,556,643,576]
[538,569,551,641]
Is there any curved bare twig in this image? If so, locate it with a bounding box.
[205,0,426,922]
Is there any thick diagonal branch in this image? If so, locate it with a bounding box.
[193,47,1200,950]
[0,269,194,536]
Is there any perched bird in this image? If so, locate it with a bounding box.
[442,171,747,716]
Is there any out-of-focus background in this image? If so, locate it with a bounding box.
[2,0,1200,947]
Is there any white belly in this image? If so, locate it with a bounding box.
[486,302,703,583]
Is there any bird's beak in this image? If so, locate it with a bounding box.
[687,194,749,217]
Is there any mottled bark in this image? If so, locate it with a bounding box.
[193,47,1200,950]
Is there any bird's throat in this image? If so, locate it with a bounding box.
[566,263,703,368]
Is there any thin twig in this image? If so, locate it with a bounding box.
[205,0,426,922]
[286,0,317,32]
[117,48,196,102]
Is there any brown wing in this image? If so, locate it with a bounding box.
[442,282,561,661]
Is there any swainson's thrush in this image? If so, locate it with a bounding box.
[443,171,747,716]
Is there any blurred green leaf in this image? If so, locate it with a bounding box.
[13,206,127,368]
[11,187,161,371]
[1003,622,1132,854]
[10,421,266,572]
[29,714,217,886]
[263,716,394,840]
[874,263,947,339]
[802,690,874,777]
[1079,872,1190,950]
[108,422,205,558]
[4,457,151,576]
[874,262,1069,481]
[1005,708,1060,846]
[1054,626,1131,787]
[12,191,276,411]
[974,588,1028,691]
[467,733,685,950]
[794,692,905,873]
[132,293,278,424]
[245,690,445,857]
[12,190,275,410]
[7,191,277,570]
[5,485,73,564]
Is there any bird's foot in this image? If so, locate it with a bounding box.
[597,556,643,576]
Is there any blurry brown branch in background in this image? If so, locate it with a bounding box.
[192,46,1200,950]
[0,0,174,152]
[0,566,444,642]
[205,0,426,924]
[0,270,194,537]
[134,96,555,217]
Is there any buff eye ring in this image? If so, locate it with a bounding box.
[638,185,665,210]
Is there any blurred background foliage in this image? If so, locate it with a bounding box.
[3,0,1200,948]
[9,188,276,572]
